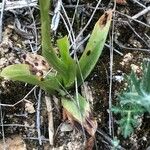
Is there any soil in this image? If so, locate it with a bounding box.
[0,0,150,150]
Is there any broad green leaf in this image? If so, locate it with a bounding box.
[62,94,90,123]
[39,0,67,76]
[57,36,76,87]
[62,94,97,136]
[77,10,112,84]
[0,64,61,92]
[0,64,41,84]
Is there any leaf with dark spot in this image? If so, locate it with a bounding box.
[62,93,97,136]
[86,50,91,56]
[77,10,112,84]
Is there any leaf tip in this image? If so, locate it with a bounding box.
[99,9,112,27]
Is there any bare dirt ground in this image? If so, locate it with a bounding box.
[0,0,150,150]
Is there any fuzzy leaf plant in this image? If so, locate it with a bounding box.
[112,60,150,138]
[0,0,112,145]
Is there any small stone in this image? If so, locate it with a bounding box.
[25,101,35,114]
[60,122,73,132]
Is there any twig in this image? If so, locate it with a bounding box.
[0,100,6,150]
[116,11,150,28]
[51,0,62,31]
[132,6,150,19]
[0,0,5,43]
[71,0,80,26]
[0,86,37,107]
[70,34,90,56]
[64,4,105,10]
[124,20,149,47]
[45,95,54,146]
[115,40,150,52]
[108,12,115,137]
[27,7,38,52]
[36,89,42,145]
[0,124,34,128]
[145,33,150,40]
[59,12,74,45]
[96,129,126,150]
[61,4,76,46]
[132,0,146,8]
[0,0,37,11]
[23,136,49,141]
[75,0,102,43]
[105,43,123,56]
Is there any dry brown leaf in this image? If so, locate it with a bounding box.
[85,137,95,150]
[63,108,97,137]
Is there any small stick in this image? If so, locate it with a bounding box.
[0,0,5,43]
[0,100,6,150]
[116,11,150,28]
[0,86,37,107]
[45,95,54,146]
[23,136,49,141]
[0,0,37,11]
[132,0,146,8]
[132,6,150,19]
[36,89,42,145]
[0,124,34,128]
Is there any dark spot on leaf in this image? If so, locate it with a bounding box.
[38,70,43,76]
[25,61,30,65]
[101,13,108,26]
[86,50,91,56]
[34,62,38,66]
[22,54,26,60]
[99,10,112,27]
[30,69,37,75]
[100,38,105,43]
[40,77,44,81]
[42,60,46,65]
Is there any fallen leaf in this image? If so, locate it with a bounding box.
[85,137,95,150]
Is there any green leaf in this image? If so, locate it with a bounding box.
[77,10,112,84]
[62,94,90,123]
[141,60,150,94]
[129,71,143,95]
[57,36,71,63]
[0,64,61,92]
[57,36,76,87]
[0,64,40,84]
[39,0,67,76]
[119,113,134,138]
[62,93,97,136]
[39,75,62,92]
